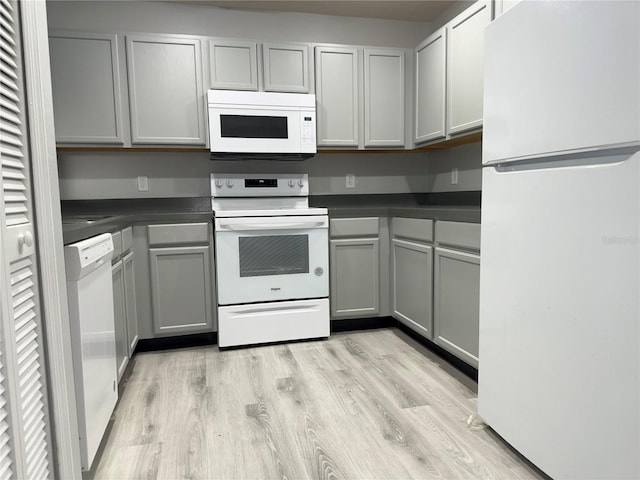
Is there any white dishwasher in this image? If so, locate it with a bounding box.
[64,233,118,471]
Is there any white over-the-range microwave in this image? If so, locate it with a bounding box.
[207,89,317,161]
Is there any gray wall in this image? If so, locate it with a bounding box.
[46,1,433,47]
[426,142,483,192]
[57,151,431,199]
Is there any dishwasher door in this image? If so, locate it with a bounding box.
[65,233,117,471]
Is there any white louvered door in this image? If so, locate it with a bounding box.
[0,0,53,478]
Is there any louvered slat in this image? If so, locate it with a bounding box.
[8,254,49,478]
[0,352,13,479]
[0,119,21,137]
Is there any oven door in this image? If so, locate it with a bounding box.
[214,215,329,305]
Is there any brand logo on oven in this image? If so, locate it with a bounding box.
[270,287,281,291]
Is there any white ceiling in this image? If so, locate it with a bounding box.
[168,1,456,23]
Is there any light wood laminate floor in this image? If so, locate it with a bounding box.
[93,329,546,480]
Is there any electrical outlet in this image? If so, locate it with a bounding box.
[451,168,459,185]
[346,173,356,189]
[137,175,149,192]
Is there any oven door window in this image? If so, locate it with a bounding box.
[220,115,288,139]
[239,235,308,277]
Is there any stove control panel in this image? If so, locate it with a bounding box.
[211,173,309,197]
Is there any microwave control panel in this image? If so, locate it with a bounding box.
[300,111,316,147]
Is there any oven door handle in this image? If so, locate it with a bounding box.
[217,221,326,231]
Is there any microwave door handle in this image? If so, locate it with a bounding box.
[218,221,325,231]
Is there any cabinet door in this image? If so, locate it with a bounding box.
[392,238,433,338]
[126,35,206,145]
[263,42,310,93]
[123,251,138,354]
[112,260,128,381]
[315,46,359,147]
[364,49,405,147]
[330,238,379,318]
[149,246,213,335]
[434,247,480,367]
[414,27,446,144]
[49,31,124,144]
[208,39,258,91]
[447,0,492,135]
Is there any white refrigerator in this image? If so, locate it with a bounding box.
[478,1,639,479]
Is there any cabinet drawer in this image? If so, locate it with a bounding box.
[435,221,480,251]
[392,217,433,243]
[148,223,210,246]
[121,226,133,253]
[330,217,379,238]
[111,230,123,259]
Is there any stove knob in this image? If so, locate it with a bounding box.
[226,179,235,188]
[288,179,296,188]
[215,178,224,188]
[298,178,305,187]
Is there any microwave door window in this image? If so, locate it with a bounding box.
[239,235,309,277]
[220,115,289,139]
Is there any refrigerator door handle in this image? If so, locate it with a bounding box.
[493,146,640,173]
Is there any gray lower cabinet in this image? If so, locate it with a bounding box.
[112,259,128,381]
[392,238,433,338]
[123,251,139,354]
[149,245,214,335]
[433,247,480,367]
[330,238,380,318]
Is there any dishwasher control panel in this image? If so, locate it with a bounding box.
[64,233,114,278]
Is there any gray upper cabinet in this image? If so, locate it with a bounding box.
[315,46,360,147]
[364,49,405,147]
[263,42,310,93]
[208,38,258,91]
[447,0,492,135]
[49,31,124,144]
[414,27,446,144]
[126,34,206,145]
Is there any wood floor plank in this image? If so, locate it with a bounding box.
[93,329,547,480]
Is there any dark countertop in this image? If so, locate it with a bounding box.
[62,212,213,245]
[61,193,481,244]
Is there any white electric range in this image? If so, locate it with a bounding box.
[211,173,329,348]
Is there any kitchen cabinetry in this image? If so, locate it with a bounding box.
[414,0,492,144]
[433,221,481,367]
[315,46,360,147]
[316,45,407,149]
[49,31,125,144]
[329,218,380,319]
[495,0,522,17]
[391,218,434,338]
[364,49,405,147]
[208,38,258,90]
[263,42,310,93]
[148,223,214,336]
[447,0,492,135]
[111,227,137,382]
[126,34,206,145]
[414,28,446,144]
